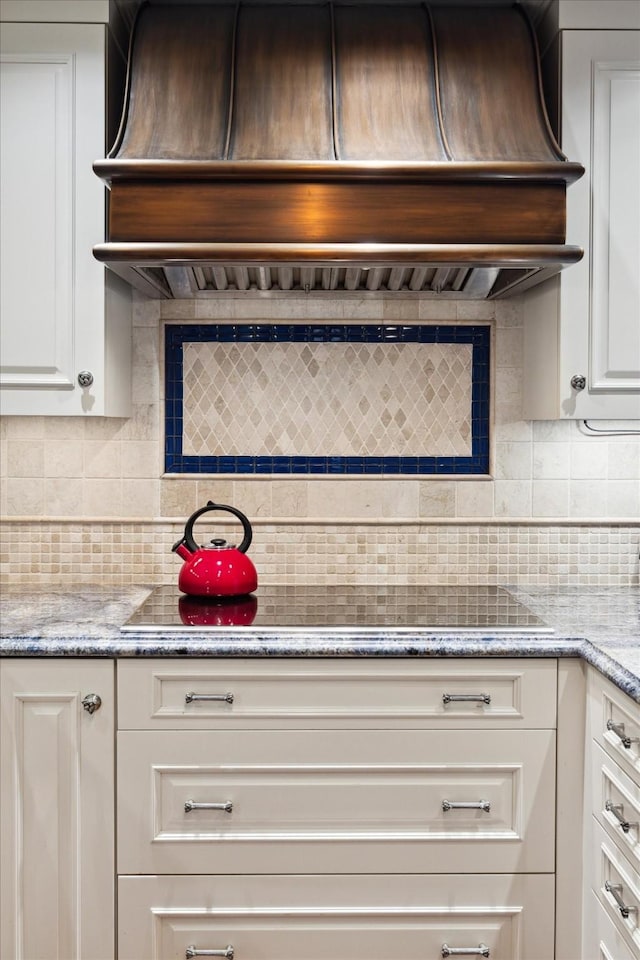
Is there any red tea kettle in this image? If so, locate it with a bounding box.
[172,501,258,597]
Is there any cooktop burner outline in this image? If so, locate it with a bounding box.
[122,585,553,634]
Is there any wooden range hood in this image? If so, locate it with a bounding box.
[93,1,584,300]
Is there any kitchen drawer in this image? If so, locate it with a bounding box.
[118,728,555,875]
[589,889,639,960]
[117,658,557,730]
[589,670,640,786]
[118,873,555,960]
[592,820,640,956]
[591,740,640,873]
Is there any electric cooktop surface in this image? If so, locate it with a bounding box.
[122,585,553,633]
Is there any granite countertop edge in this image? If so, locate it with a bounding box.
[1,585,638,702]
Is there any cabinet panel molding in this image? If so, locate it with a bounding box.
[0,51,74,388]
[118,873,555,960]
[590,58,640,393]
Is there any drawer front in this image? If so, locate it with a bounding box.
[589,670,640,786]
[592,740,640,873]
[592,820,640,956]
[118,728,555,875]
[117,658,557,730]
[590,890,638,960]
[118,873,555,960]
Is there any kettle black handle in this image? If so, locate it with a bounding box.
[175,501,253,554]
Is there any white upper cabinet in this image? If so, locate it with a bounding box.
[524,21,640,420]
[0,9,131,416]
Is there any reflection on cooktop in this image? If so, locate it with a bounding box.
[122,585,553,633]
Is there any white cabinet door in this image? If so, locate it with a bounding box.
[0,658,115,960]
[118,727,556,876]
[524,30,640,420]
[0,22,131,416]
[119,873,556,960]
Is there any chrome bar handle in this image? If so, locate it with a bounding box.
[607,719,637,750]
[442,693,491,705]
[185,692,234,704]
[442,944,490,958]
[605,881,636,919]
[185,947,234,959]
[443,799,491,813]
[184,800,233,813]
[605,800,637,834]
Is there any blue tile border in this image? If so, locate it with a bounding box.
[165,324,490,475]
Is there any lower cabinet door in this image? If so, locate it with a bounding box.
[0,659,114,960]
[591,820,640,955]
[589,890,638,960]
[118,728,555,875]
[118,873,554,960]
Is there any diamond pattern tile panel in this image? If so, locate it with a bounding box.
[182,341,473,458]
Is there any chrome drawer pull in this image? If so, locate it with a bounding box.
[442,944,490,957]
[442,800,491,813]
[605,881,637,919]
[442,693,491,705]
[607,719,637,750]
[605,800,637,834]
[186,946,234,959]
[185,692,234,704]
[184,800,233,813]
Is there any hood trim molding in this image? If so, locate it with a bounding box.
[94,1,584,300]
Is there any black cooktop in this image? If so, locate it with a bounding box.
[122,585,552,633]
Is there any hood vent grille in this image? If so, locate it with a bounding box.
[94,1,584,300]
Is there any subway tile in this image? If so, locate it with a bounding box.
[608,440,640,480]
[606,481,640,519]
[5,478,44,516]
[532,480,569,518]
[493,480,532,518]
[121,441,161,479]
[455,481,494,517]
[6,440,44,478]
[495,442,531,480]
[84,440,122,479]
[418,480,456,518]
[533,441,571,479]
[44,440,83,478]
[82,479,123,517]
[160,478,199,518]
[570,442,608,479]
[121,479,160,518]
[45,478,84,516]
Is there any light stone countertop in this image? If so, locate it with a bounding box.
[0,584,638,701]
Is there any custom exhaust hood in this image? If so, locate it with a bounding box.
[93,1,584,300]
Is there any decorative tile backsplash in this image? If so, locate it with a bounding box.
[1,519,637,588]
[165,323,490,475]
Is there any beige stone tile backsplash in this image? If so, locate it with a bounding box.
[0,292,638,587]
[2,293,638,524]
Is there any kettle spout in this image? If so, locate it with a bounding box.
[172,539,193,561]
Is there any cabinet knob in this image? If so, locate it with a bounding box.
[77,370,94,388]
[81,693,102,715]
[570,374,586,391]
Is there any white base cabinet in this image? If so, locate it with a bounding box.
[0,659,115,960]
[117,657,558,960]
[584,667,640,959]
[3,655,612,959]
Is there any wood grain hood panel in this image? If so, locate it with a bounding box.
[93,1,584,300]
